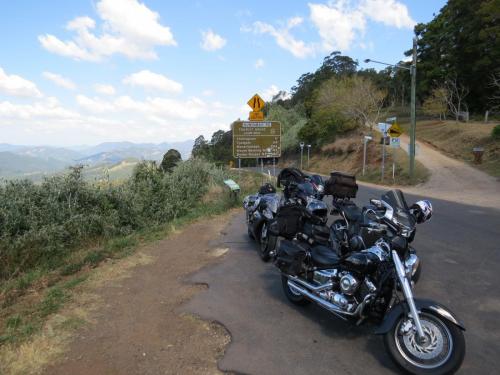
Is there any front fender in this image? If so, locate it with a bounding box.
[373,298,465,334]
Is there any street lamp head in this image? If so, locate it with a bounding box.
[364,59,371,63]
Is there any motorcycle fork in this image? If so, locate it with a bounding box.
[392,250,426,341]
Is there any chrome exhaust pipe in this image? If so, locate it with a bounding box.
[287,280,348,320]
[287,275,333,292]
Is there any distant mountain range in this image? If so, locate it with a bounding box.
[0,140,194,181]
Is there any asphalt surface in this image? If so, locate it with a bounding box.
[184,170,500,374]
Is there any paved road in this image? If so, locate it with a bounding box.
[185,180,500,374]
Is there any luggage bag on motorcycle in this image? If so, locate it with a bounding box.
[274,203,304,239]
[275,240,308,275]
[325,171,358,198]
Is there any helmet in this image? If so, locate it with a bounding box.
[259,183,276,195]
[411,200,433,223]
[306,199,328,224]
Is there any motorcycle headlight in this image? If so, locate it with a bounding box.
[404,253,420,279]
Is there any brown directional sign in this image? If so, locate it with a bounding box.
[232,121,281,158]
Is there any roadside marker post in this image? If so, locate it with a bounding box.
[299,142,305,170]
[362,135,372,176]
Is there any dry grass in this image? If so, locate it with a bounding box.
[400,120,500,177]
[283,129,429,185]
[0,251,154,375]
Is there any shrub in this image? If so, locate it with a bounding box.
[492,125,500,140]
[0,159,227,280]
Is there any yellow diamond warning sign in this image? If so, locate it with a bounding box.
[247,94,265,112]
[388,123,403,137]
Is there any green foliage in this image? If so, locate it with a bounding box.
[160,149,182,173]
[266,103,308,152]
[492,125,500,140]
[413,0,500,112]
[0,159,227,281]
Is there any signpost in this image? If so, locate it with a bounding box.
[232,94,282,177]
[232,121,281,158]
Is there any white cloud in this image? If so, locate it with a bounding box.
[0,67,42,98]
[38,0,176,62]
[360,0,415,29]
[94,83,116,96]
[42,71,76,90]
[309,2,366,52]
[255,58,265,69]
[261,85,280,102]
[247,1,415,58]
[202,89,215,96]
[251,17,315,59]
[200,29,227,51]
[122,70,183,93]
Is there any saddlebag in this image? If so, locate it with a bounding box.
[275,203,304,239]
[275,240,308,275]
[325,171,358,199]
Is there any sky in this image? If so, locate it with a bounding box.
[0,0,446,146]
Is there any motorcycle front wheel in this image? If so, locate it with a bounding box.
[259,222,277,262]
[384,311,465,375]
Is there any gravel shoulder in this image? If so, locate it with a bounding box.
[42,212,237,375]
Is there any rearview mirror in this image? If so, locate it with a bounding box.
[370,199,383,208]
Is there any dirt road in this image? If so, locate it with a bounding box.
[42,213,236,375]
[398,134,500,208]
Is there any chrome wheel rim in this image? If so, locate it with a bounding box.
[395,313,453,369]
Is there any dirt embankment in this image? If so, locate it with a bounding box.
[280,129,429,185]
[2,212,237,375]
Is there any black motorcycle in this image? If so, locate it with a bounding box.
[243,183,281,261]
[275,189,465,375]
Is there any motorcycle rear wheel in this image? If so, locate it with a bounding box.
[384,311,465,375]
[281,275,310,306]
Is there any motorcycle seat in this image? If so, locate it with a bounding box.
[341,204,362,222]
[311,245,340,267]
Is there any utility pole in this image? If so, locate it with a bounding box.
[307,144,311,169]
[299,142,304,170]
[409,37,417,181]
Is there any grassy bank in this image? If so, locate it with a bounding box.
[0,161,261,352]
[400,120,500,178]
[280,129,430,186]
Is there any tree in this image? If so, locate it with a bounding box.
[192,135,209,159]
[413,0,500,112]
[422,87,448,119]
[444,78,470,121]
[315,76,387,128]
[489,72,500,111]
[160,149,182,173]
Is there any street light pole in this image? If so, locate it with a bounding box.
[409,37,417,181]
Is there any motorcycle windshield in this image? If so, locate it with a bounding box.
[381,190,416,229]
[297,182,315,197]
